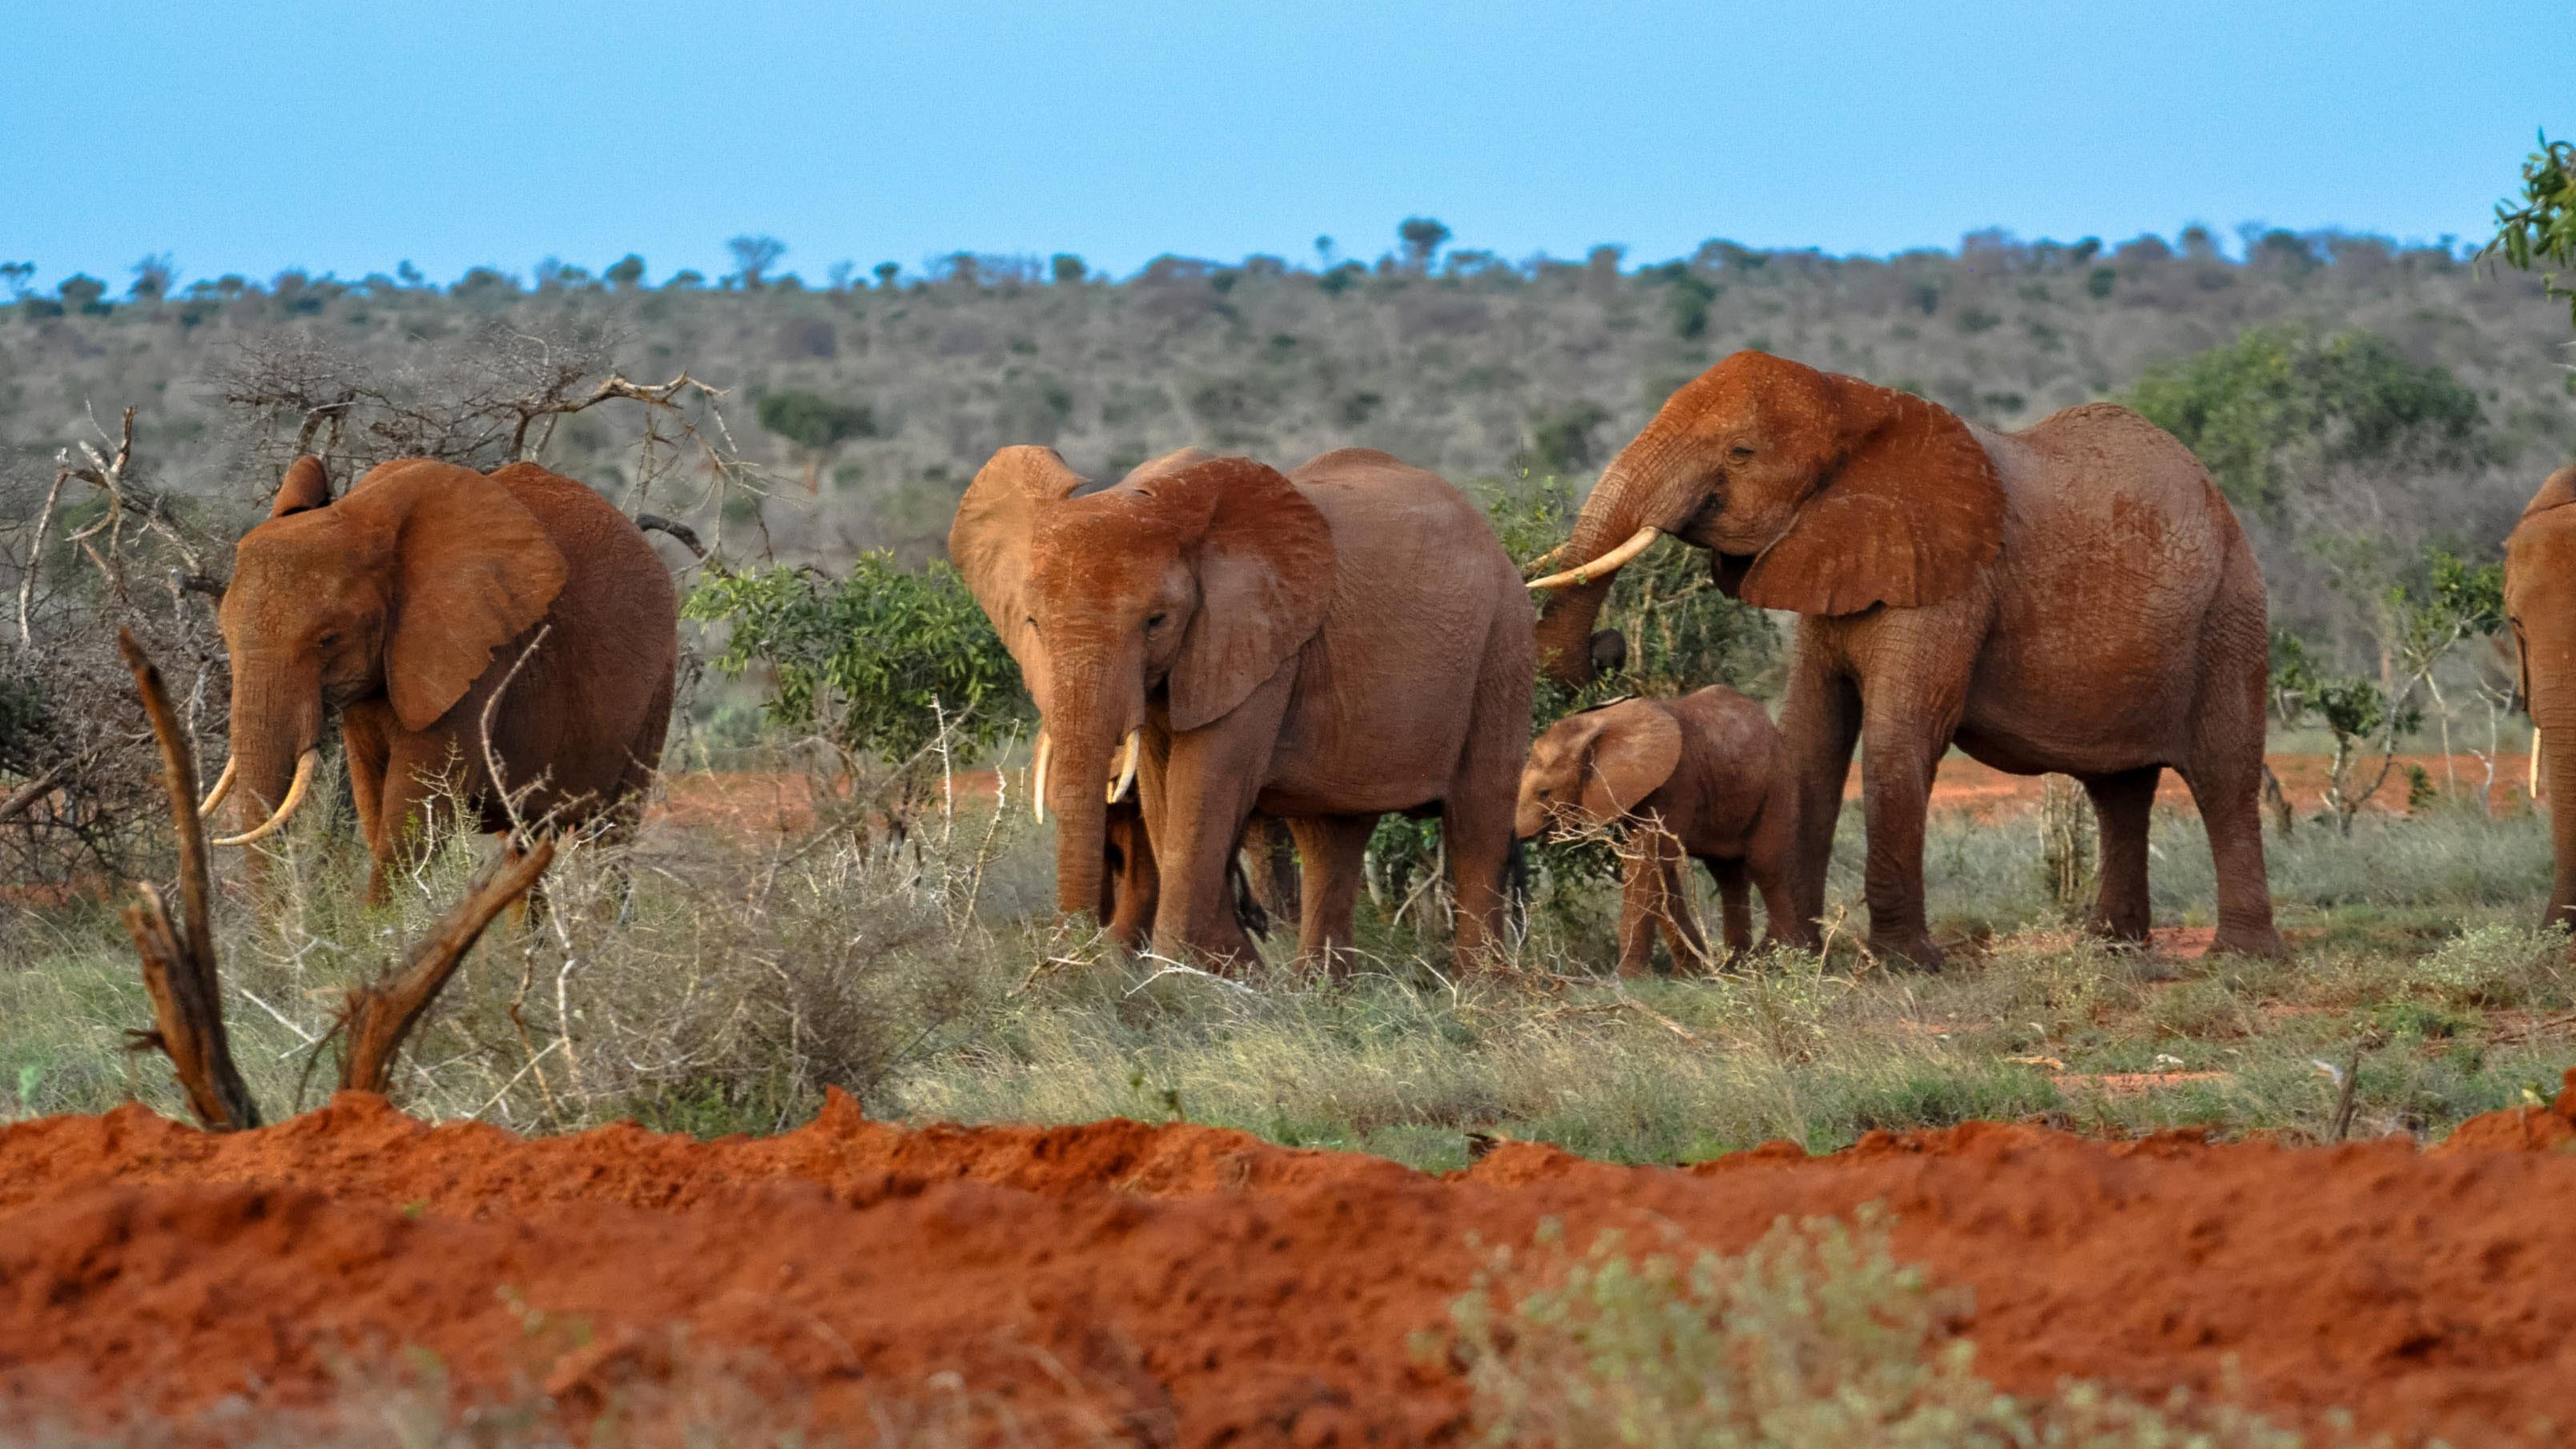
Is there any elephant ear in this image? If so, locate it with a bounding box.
[1143,457,1335,733]
[1580,704,1683,821]
[355,462,570,731]
[270,456,333,517]
[950,446,1087,716]
[1737,376,2004,616]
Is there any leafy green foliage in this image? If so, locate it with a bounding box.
[682,556,1028,775]
[2123,324,2485,511]
[1441,1210,2303,1448]
[756,389,880,453]
[2485,132,2576,328]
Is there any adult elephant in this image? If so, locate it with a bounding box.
[2503,464,2576,930]
[210,455,678,900]
[1527,352,2284,965]
[951,445,1532,970]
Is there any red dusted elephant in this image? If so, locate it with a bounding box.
[210,455,677,900]
[951,447,1532,972]
[1527,352,2284,966]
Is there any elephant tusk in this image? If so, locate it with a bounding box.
[1106,730,1141,804]
[1526,526,1660,591]
[2533,728,2544,802]
[198,756,236,816]
[1032,731,1053,824]
[1523,543,1568,572]
[212,748,318,847]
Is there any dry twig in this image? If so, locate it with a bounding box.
[339,839,556,1093]
[115,630,260,1131]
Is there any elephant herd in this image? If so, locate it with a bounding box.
[199,350,2576,972]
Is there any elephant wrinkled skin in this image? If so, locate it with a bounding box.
[1518,687,1810,974]
[1532,352,2284,965]
[216,455,678,900]
[2504,464,2576,932]
[952,446,1532,972]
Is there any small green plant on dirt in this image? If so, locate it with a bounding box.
[1439,1208,2310,1449]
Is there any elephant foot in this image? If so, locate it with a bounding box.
[1865,932,1945,972]
[2204,924,2289,960]
[2083,913,2152,947]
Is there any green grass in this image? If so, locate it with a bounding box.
[3,771,2572,1169]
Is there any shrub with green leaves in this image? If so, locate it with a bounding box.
[2123,324,2485,513]
[684,556,1028,818]
[1441,1209,2307,1449]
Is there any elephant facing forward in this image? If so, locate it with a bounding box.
[1518,688,1808,974]
[1529,352,2284,965]
[211,456,678,900]
[952,446,1532,972]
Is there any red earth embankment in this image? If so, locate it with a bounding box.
[5,1081,2576,1444]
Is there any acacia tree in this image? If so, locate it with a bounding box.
[756,390,881,493]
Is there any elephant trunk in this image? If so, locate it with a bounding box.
[1041,678,1140,927]
[2540,711,2576,932]
[223,655,324,842]
[1532,455,1663,687]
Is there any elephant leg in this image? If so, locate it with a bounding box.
[1103,805,1159,951]
[342,708,393,867]
[1777,626,1860,928]
[369,741,457,907]
[1151,683,1291,969]
[1612,841,1661,978]
[1747,782,1817,952]
[1288,814,1377,976]
[1705,856,1752,962]
[2081,766,2160,944]
[1855,684,1965,969]
[2180,570,2288,960]
[2180,759,2290,959]
[1441,791,1518,975]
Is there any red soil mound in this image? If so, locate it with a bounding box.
[6,1080,2576,1445]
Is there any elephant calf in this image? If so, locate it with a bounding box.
[1517,688,1810,974]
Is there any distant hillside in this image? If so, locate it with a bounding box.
[4,228,2572,644]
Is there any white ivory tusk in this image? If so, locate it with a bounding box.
[1525,526,1660,591]
[1032,731,1053,824]
[212,748,318,847]
[198,757,236,817]
[2532,728,2544,802]
[1106,730,1140,803]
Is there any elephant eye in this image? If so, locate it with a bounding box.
[1728,445,1755,460]
[316,630,341,649]
[1145,612,1168,630]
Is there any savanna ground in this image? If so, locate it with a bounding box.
[6,743,2570,1166]
[7,744,2576,1447]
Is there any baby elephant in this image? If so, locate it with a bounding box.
[1518,688,1813,973]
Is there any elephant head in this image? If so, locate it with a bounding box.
[1527,351,2005,684]
[949,447,1334,921]
[1515,699,1684,838]
[210,456,567,843]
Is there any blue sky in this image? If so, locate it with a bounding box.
[2,0,2563,292]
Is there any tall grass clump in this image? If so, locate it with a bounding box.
[1440,1209,2319,1448]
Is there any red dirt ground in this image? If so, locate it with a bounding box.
[647,753,2540,839]
[5,1079,2575,1445]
